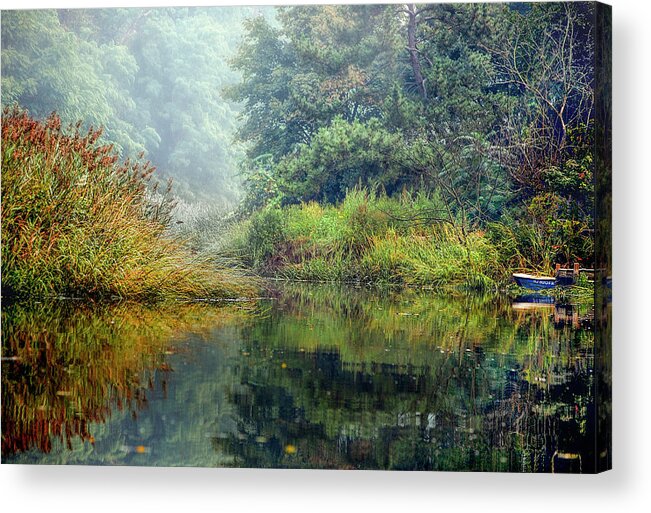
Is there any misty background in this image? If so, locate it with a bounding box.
[1,7,273,213]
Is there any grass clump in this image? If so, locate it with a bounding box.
[1,109,254,300]
[360,227,498,289]
[224,188,500,291]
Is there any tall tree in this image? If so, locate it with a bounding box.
[393,3,514,224]
[228,5,401,163]
[1,10,144,156]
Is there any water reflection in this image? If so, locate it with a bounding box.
[2,284,599,472]
[1,300,249,460]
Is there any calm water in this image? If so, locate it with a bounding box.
[2,283,599,471]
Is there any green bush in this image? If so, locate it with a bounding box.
[245,206,287,268]
[487,193,594,275]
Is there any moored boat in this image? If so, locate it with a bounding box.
[512,273,556,290]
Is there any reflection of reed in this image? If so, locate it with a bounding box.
[1,300,251,456]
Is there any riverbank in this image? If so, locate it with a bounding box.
[1,111,592,300]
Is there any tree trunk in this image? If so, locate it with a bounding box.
[406,4,427,101]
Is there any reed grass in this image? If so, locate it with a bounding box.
[223,188,502,291]
[1,109,255,300]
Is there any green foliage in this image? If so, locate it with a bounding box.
[276,117,409,204]
[225,188,500,291]
[127,7,256,203]
[2,4,600,282]
[488,192,594,274]
[415,3,511,133]
[1,10,144,156]
[238,154,282,214]
[360,229,498,289]
[227,5,400,163]
[244,207,287,269]
[489,3,596,201]
[542,122,595,211]
[227,2,597,274]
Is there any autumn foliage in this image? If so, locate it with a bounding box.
[1,109,253,299]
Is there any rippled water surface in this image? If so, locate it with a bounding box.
[2,283,601,471]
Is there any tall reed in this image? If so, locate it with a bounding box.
[1,109,254,299]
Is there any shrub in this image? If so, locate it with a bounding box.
[487,193,594,274]
[244,206,287,268]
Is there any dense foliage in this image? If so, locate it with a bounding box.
[1,109,253,299]
[229,2,597,274]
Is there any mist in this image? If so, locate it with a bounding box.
[1,7,272,209]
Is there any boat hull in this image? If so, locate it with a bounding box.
[512,273,556,290]
[555,275,575,287]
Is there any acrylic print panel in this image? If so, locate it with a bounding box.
[1,2,611,472]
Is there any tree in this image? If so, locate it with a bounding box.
[275,117,409,204]
[391,3,514,226]
[401,3,429,100]
[128,7,252,203]
[484,2,595,196]
[1,10,144,156]
[228,5,401,164]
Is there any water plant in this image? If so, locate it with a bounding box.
[222,188,502,291]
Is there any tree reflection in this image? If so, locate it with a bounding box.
[2,285,597,472]
[215,283,595,471]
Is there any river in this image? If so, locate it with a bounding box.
[2,282,599,471]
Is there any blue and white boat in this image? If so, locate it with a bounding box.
[512,273,556,291]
